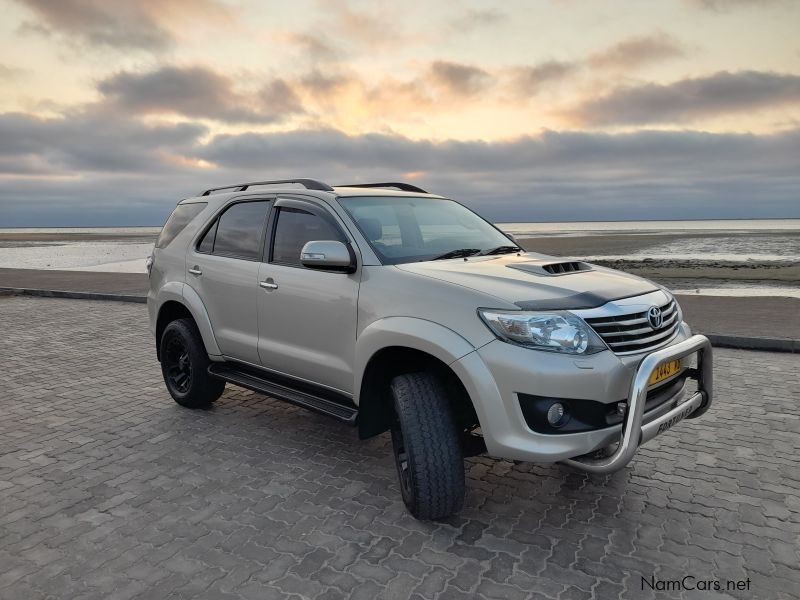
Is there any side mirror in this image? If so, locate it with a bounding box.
[506,233,517,243]
[300,240,355,272]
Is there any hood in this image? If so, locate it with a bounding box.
[396,252,659,310]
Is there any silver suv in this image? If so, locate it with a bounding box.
[148,179,713,519]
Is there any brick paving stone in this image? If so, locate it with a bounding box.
[0,295,799,599]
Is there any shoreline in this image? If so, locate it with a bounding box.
[0,231,797,299]
[0,232,158,244]
[514,231,798,257]
[515,235,800,294]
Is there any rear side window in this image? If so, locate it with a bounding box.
[271,207,346,267]
[200,201,269,260]
[197,221,217,253]
[155,202,206,249]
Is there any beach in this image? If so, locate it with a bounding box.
[515,231,800,298]
[1,220,798,297]
[0,227,159,273]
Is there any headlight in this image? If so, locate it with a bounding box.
[478,309,607,355]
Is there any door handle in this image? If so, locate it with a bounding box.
[188,266,202,276]
[259,280,278,290]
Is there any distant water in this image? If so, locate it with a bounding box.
[0,221,798,288]
[497,219,800,235]
[0,227,161,235]
[499,219,800,262]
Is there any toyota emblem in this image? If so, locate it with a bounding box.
[647,306,663,329]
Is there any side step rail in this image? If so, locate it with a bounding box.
[208,363,358,424]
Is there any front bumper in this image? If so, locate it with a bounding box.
[563,334,712,473]
[450,328,713,470]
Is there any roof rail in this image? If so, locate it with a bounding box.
[337,182,428,194]
[200,179,334,196]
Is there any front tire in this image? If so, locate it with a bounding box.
[390,372,465,520]
[160,318,225,408]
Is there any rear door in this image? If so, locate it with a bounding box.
[256,197,360,393]
[186,198,271,364]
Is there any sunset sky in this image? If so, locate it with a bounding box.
[1,0,799,225]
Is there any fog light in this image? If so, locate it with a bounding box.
[546,402,569,428]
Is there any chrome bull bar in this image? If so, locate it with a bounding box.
[564,334,713,474]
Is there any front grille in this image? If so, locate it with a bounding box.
[584,298,680,354]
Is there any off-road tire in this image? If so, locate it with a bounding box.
[390,372,465,519]
[160,318,225,408]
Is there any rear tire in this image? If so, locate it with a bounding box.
[390,372,465,520]
[160,318,225,408]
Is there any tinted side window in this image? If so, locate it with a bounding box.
[196,220,217,253]
[156,202,207,249]
[271,207,345,267]
[212,201,269,260]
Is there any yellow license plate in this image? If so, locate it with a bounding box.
[649,359,682,386]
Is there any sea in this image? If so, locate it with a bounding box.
[501,220,800,262]
[1,220,798,297]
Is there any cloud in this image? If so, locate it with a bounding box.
[297,70,353,97]
[2,119,798,225]
[319,0,412,49]
[195,127,799,176]
[508,34,684,98]
[259,79,306,117]
[0,64,27,80]
[0,110,206,174]
[588,33,685,70]
[89,61,487,130]
[179,127,800,223]
[279,32,341,62]
[687,0,785,10]
[428,61,492,95]
[510,61,577,96]
[13,0,233,51]
[97,66,304,124]
[448,8,507,32]
[569,70,800,125]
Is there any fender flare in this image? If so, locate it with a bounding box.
[180,284,222,357]
[155,282,222,357]
[354,317,476,405]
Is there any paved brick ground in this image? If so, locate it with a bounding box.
[1,296,798,600]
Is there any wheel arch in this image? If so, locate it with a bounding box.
[154,283,221,360]
[355,318,480,439]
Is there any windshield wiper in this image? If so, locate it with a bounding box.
[482,245,522,256]
[429,248,482,261]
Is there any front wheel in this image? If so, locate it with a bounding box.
[160,318,225,408]
[390,372,465,520]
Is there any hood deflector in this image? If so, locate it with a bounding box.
[514,287,659,311]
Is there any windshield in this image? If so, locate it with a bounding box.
[339,196,518,265]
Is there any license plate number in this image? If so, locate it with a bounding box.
[649,359,682,386]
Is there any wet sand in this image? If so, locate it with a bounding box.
[517,234,800,285]
[0,231,158,244]
[516,230,789,256]
[1,229,797,293]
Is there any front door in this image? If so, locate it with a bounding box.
[186,199,270,364]
[257,198,360,394]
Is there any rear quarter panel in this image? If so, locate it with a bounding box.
[148,200,221,355]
